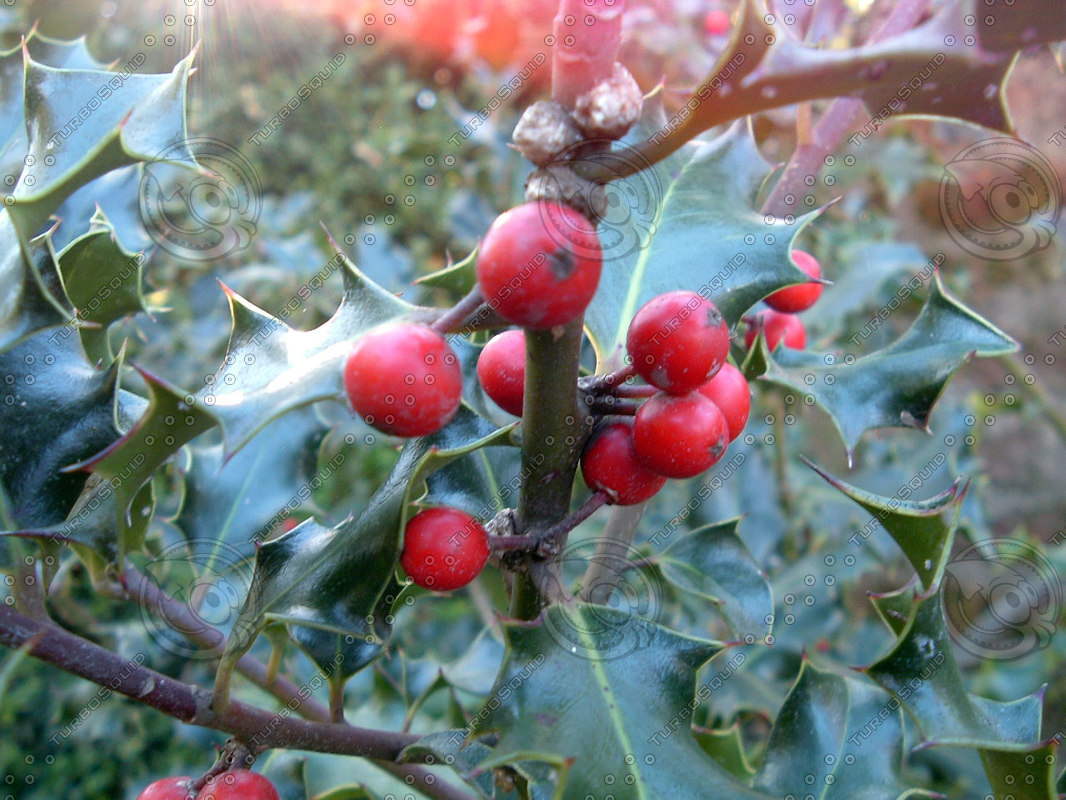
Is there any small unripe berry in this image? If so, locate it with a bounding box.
[476,201,602,330]
[476,329,525,416]
[137,777,193,800]
[704,9,731,36]
[764,250,823,313]
[581,419,667,505]
[633,391,729,479]
[344,323,463,437]
[626,291,730,395]
[698,362,750,441]
[402,507,490,591]
[744,310,807,351]
[197,770,279,800]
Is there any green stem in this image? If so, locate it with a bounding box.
[510,318,590,618]
[329,674,346,723]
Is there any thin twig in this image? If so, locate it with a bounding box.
[430,286,486,335]
[579,504,647,603]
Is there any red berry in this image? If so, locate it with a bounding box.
[344,323,463,437]
[137,777,193,800]
[581,419,668,505]
[633,391,729,479]
[402,507,490,591]
[764,250,823,313]
[698,362,750,441]
[626,291,730,395]
[745,310,807,351]
[476,201,602,329]
[703,8,731,36]
[476,329,525,416]
[197,770,279,800]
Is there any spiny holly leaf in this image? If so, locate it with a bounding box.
[52,209,147,362]
[584,122,818,369]
[0,32,107,187]
[192,248,417,454]
[401,731,499,799]
[864,589,1051,798]
[754,659,931,800]
[692,724,755,780]
[0,220,70,348]
[658,518,772,641]
[0,326,124,531]
[220,407,509,678]
[2,477,154,580]
[804,459,964,591]
[72,367,214,534]
[635,0,1027,167]
[173,407,330,560]
[416,246,478,294]
[7,48,197,239]
[765,274,1017,460]
[982,743,1060,800]
[469,604,773,799]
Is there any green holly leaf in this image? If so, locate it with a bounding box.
[469,604,773,799]
[692,723,756,780]
[865,590,1052,799]
[173,407,330,557]
[221,407,509,678]
[635,0,1026,167]
[584,122,819,369]
[52,209,147,362]
[401,731,498,799]
[8,48,197,238]
[192,248,416,454]
[804,459,964,591]
[0,221,70,349]
[73,366,215,535]
[416,246,478,294]
[3,477,154,580]
[754,659,932,800]
[0,32,108,187]
[765,274,1017,460]
[0,327,124,531]
[658,518,773,641]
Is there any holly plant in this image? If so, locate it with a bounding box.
[1,1,1064,799]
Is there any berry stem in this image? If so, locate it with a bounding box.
[510,318,592,618]
[550,0,625,110]
[538,490,609,551]
[579,364,637,395]
[430,285,486,334]
[611,383,657,399]
[585,397,641,417]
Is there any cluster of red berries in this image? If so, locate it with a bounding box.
[343,200,601,439]
[137,770,278,800]
[580,290,751,505]
[342,200,602,593]
[743,250,823,351]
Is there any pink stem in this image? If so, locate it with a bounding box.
[551,0,626,110]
